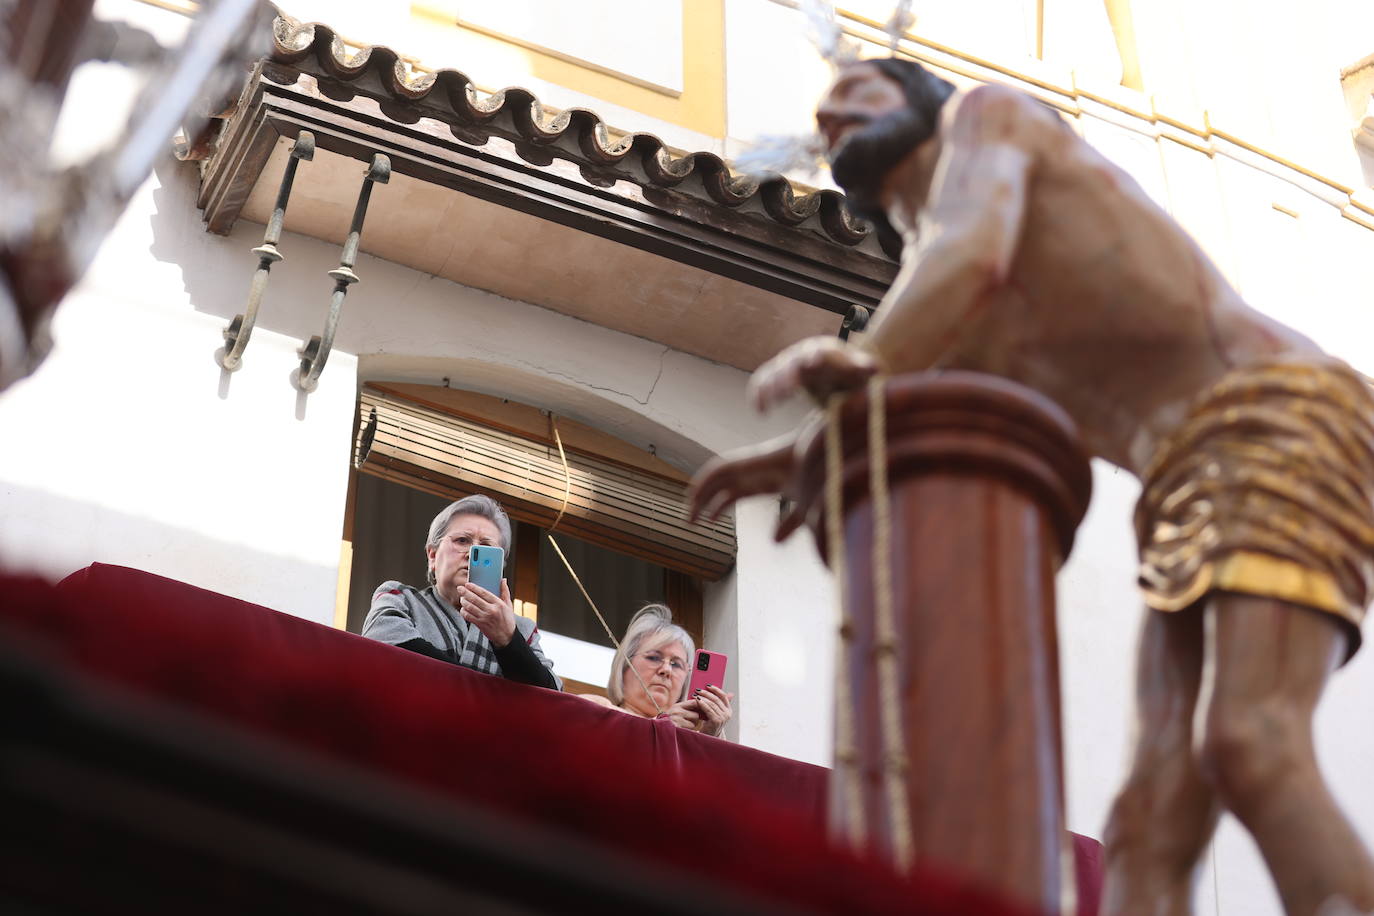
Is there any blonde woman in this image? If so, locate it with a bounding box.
[581,605,732,738]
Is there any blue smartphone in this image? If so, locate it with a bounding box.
[467,544,505,597]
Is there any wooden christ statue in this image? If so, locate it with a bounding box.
[690,57,1374,916]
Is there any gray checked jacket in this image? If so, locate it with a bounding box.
[362,581,562,691]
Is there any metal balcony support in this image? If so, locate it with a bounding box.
[839,304,870,341]
[296,153,390,392]
[218,130,314,371]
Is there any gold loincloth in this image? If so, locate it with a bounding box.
[1135,358,1374,661]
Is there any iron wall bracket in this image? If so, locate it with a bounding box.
[839,304,871,341]
[296,152,390,392]
[218,130,314,371]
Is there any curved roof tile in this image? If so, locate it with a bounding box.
[268,16,874,249]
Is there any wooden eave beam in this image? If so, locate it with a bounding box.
[199,62,897,315]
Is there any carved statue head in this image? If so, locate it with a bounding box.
[817,58,955,256]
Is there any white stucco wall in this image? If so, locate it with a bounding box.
[0,162,358,624]
[728,497,836,765]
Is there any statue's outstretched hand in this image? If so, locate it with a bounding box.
[689,433,806,540]
[748,337,879,413]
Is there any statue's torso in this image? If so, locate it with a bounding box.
[922,106,1321,474]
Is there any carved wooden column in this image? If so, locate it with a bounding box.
[796,372,1092,912]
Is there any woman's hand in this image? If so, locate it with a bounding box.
[660,700,703,731]
[459,579,517,647]
[691,685,734,737]
[660,686,734,737]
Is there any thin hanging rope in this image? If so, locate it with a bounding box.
[544,414,664,716]
[543,534,622,650]
[826,395,866,849]
[547,412,573,536]
[867,376,914,870]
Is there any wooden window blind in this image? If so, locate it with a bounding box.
[355,385,736,580]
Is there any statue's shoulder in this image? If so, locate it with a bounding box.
[946,82,1058,139]
[962,81,1026,105]
[954,81,1035,114]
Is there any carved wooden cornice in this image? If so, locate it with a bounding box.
[197,16,897,315]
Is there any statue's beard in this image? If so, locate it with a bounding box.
[828,106,930,238]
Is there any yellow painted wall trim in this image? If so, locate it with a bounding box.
[821,5,1372,230]
[334,539,354,630]
[1343,207,1374,231]
[1154,111,1207,139]
[1208,128,1353,194]
[411,1,725,137]
[132,0,198,15]
[1157,131,1214,157]
[451,19,682,98]
[514,599,538,623]
[834,5,1068,94]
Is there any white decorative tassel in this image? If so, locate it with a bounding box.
[731,132,827,180]
[737,2,916,182]
[883,0,915,51]
[799,0,860,68]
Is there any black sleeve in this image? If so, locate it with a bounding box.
[492,635,560,690]
[395,637,462,665]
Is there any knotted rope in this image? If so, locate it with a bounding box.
[826,377,913,868]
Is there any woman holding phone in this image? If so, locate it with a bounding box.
[581,604,733,737]
[361,494,562,690]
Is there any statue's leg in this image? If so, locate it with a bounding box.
[1198,594,1374,916]
[1102,607,1221,916]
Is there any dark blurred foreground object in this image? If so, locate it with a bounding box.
[0,627,777,915]
[794,373,1092,912]
[0,564,1103,914]
[0,0,272,390]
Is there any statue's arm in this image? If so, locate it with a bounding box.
[860,84,1036,375]
[688,432,799,524]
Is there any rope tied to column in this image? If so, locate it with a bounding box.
[825,378,914,869]
[826,394,866,849]
[867,375,914,870]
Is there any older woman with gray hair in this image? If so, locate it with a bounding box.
[581,605,732,737]
[362,494,561,690]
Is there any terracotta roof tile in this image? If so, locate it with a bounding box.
[268,15,874,250]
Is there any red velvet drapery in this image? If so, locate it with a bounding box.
[0,563,1100,914]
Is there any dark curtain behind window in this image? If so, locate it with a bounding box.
[537,531,665,648]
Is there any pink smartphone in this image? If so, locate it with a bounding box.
[688,649,728,699]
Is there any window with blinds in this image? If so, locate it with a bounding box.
[353,384,736,581]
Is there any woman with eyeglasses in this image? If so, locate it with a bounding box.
[580,604,733,738]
